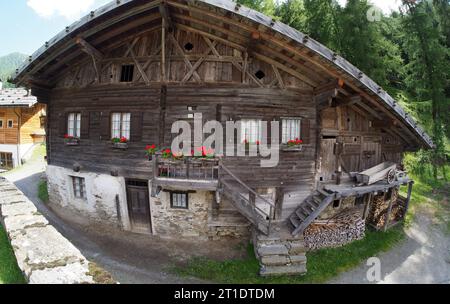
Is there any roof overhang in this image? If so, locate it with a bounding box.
[13,0,434,150]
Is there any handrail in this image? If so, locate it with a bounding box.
[219,163,275,208]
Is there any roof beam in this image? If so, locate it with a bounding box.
[76,37,103,60]
[159,1,173,30]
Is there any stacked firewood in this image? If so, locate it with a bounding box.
[367,189,405,229]
[304,209,366,250]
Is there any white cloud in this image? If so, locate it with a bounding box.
[27,0,110,21]
[337,0,402,14]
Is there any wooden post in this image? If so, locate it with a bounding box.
[363,192,373,220]
[383,189,394,231]
[161,20,166,82]
[404,181,414,216]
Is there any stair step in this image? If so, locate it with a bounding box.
[289,215,301,228]
[312,195,323,205]
[317,188,331,197]
[303,202,316,213]
[261,255,290,266]
[258,244,289,256]
[295,209,307,221]
[307,197,320,208]
[289,255,307,264]
[260,264,307,276]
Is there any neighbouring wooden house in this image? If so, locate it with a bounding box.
[13,0,433,276]
[0,81,46,170]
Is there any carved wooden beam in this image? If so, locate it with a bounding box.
[332,95,361,108]
[159,1,173,31]
[75,37,103,60]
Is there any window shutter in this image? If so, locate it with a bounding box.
[301,119,311,144]
[80,111,90,139]
[100,111,110,140]
[130,112,143,142]
[59,113,67,137]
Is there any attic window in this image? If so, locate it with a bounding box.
[255,70,265,80]
[184,42,194,51]
[120,65,134,82]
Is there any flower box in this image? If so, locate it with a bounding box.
[64,137,80,146]
[112,142,128,150]
[281,145,303,152]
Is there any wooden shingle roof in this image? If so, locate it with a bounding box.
[0,88,38,108]
[12,0,434,149]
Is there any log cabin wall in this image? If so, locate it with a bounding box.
[0,108,21,145]
[318,105,405,183]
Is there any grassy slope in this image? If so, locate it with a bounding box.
[0,225,26,284]
[174,227,405,284]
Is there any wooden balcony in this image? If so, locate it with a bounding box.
[152,155,219,190]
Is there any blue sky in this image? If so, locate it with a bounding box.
[0,0,400,58]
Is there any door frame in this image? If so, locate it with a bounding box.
[125,179,153,234]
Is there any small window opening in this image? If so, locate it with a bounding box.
[255,70,265,80]
[184,42,194,51]
[333,200,340,208]
[354,137,358,142]
[347,118,351,123]
[170,192,189,209]
[319,177,324,182]
[120,65,134,82]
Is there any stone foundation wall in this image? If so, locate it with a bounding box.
[0,178,97,284]
[46,165,130,230]
[151,190,211,239]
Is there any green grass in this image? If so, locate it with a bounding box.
[173,226,405,284]
[0,224,26,284]
[38,180,49,203]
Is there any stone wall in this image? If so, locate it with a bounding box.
[151,190,211,239]
[46,165,130,230]
[0,177,95,284]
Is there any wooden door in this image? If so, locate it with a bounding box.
[126,180,151,234]
[319,138,337,182]
[361,141,381,171]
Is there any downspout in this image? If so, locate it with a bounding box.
[13,108,21,166]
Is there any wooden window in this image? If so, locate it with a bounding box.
[240,119,262,143]
[111,113,131,140]
[72,176,86,199]
[170,192,189,209]
[7,120,13,128]
[282,118,302,143]
[120,65,134,82]
[0,120,3,128]
[67,113,81,138]
[0,152,13,169]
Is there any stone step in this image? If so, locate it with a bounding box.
[257,244,288,256]
[260,264,307,276]
[289,255,307,264]
[261,255,289,266]
[286,242,307,255]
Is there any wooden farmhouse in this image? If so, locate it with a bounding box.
[13,0,433,276]
[0,81,46,170]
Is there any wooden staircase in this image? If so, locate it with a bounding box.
[218,164,275,235]
[289,188,336,236]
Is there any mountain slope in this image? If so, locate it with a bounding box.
[0,53,28,87]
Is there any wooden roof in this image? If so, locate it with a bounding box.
[0,88,38,108]
[13,0,434,149]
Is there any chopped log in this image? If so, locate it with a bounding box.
[304,209,366,250]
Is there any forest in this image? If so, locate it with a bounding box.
[237,0,449,182]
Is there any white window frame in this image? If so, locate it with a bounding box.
[170,192,188,209]
[240,119,262,143]
[72,176,86,199]
[7,119,13,129]
[282,118,302,144]
[111,113,131,140]
[67,113,81,138]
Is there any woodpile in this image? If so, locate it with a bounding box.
[304,209,365,250]
[367,189,406,229]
